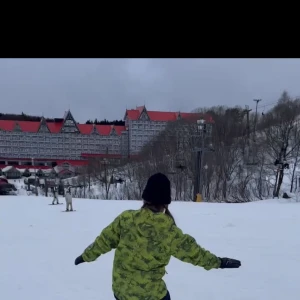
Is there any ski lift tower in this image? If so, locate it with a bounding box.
[192,119,214,202]
[174,131,187,172]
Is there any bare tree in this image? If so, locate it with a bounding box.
[88,157,118,199]
[289,125,300,192]
[260,92,300,197]
[115,92,300,203]
[77,162,94,198]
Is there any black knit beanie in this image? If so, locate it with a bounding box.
[142,173,171,205]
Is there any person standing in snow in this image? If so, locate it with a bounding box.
[74,173,241,300]
[52,187,60,204]
[65,186,73,211]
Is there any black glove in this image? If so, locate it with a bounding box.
[219,257,241,269]
[74,255,85,265]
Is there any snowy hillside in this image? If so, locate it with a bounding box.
[1,196,300,299]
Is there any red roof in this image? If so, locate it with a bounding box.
[125,106,214,123]
[0,157,87,163]
[56,160,87,166]
[125,110,139,120]
[77,124,92,134]
[147,111,177,121]
[0,178,8,183]
[0,120,17,131]
[97,125,112,135]
[0,107,212,136]
[0,120,125,135]
[47,122,62,133]
[0,158,89,167]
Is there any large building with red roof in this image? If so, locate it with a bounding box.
[122,105,212,156]
[0,106,209,170]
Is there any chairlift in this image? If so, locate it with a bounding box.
[274,159,289,169]
[176,161,187,170]
[175,153,187,171]
[116,178,124,184]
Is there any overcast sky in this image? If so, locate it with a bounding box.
[0,58,299,122]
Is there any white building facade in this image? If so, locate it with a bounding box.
[0,106,205,168]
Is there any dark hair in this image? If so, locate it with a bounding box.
[142,202,176,226]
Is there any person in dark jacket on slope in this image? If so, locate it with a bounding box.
[74,173,241,300]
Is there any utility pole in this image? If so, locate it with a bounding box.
[242,106,253,165]
[244,105,252,142]
[253,99,262,140]
[198,128,205,201]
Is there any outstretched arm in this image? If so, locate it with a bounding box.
[75,214,121,264]
[170,226,221,270]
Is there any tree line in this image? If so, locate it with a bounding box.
[0,112,125,126]
[0,112,55,122]
[75,91,300,202]
[85,119,125,125]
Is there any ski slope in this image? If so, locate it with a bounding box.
[0,196,299,300]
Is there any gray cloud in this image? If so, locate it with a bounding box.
[0,58,299,122]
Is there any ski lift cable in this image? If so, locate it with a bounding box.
[257,101,278,109]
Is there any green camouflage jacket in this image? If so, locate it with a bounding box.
[81,207,221,300]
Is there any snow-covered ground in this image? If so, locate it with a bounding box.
[0,196,299,300]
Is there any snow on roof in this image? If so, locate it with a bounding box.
[2,166,15,172]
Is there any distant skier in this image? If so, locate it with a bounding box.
[65,187,73,211]
[52,187,60,205]
[74,173,241,300]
